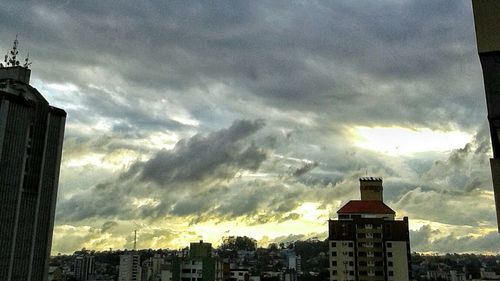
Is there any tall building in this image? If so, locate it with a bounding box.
[472,0,500,232]
[119,253,142,281]
[0,39,66,281]
[74,254,95,281]
[328,177,411,281]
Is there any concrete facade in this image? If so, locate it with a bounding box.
[0,65,66,281]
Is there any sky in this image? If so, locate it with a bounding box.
[1,0,499,255]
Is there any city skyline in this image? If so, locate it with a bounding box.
[1,0,499,255]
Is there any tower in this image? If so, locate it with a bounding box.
[0,39,66,281]
[472,0,500,232]
[328,178,411,281]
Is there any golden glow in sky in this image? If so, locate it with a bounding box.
[351,126,472,155]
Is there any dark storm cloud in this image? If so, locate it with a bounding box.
[0,0,485,130]
[133,119,266,184]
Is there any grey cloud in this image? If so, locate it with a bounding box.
[0,0,485,130]
[293,162,319,177]
[56,119,269,223]
[411,225,500,253]
[136,119,266,184]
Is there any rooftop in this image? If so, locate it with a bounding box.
[337,200,395,215]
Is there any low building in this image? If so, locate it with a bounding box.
[170,241,225,281]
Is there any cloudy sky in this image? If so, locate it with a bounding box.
[2,0,499,254]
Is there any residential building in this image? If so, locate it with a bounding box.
[0,39,66,281]
[328,177,411,281]
[171,241,225,281]
[119,253,142,281]
[74,254,96,281]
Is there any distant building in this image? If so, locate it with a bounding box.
[0,39,66,281]
[141,254,166,281]
[47,266,63,281]
[328,177,411,281]
[169,241,225,281]
[74,254,96,281]
[119,253,142,281]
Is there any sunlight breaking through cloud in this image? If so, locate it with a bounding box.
[351,126,472,155]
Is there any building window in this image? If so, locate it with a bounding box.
[348,242,353,247]
[387,252,393,257]
[332,261,337,266]
[348,252,353,257]
[331,242,336,247]
[387,242,392,248]
[332,270,337,276]
[349,271,354,276]
[389,271,394,276]
[349,261,354,266]
[388,261,393,267]
[332,251,337,257]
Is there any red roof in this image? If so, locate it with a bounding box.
[337,200,395,214]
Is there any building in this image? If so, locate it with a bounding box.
[119,253,142,281]
[74,254,96,281]
[141,254,166,281]
[472,0,500,232]
[170,241,225,281]
[0,39,66,281]
[328,177,411,281]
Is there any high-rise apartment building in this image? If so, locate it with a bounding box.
[472,0,500,232]
[328,177,411,281]
[74,254,95,281]
[0,40,66,281]
[119,253,142,281]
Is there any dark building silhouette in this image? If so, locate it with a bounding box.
[0,40,66,281]
[328,178,411,281]
[472,0,500,231]
[74,254,95,281]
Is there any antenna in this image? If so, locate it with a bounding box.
[4,35,29,68]
[24,52,32,68]
[134,230,137,250]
